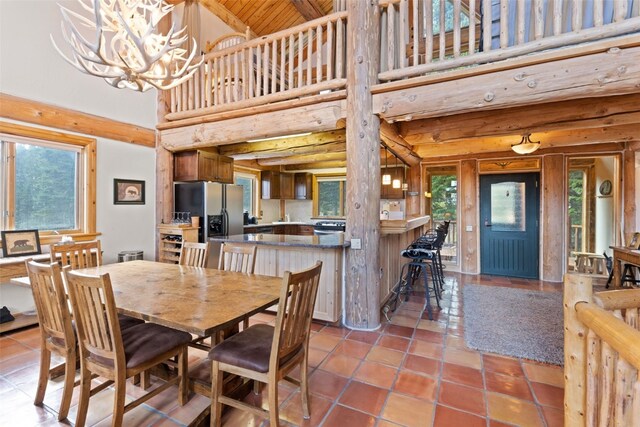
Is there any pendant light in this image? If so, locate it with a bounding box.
[402,165,408,191]
[382,147,391,185]
[392,154,401,189]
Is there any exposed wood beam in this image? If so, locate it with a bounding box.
[415,125,638,159]
[283,160,347,170]
[197,0,257,38]
[401,94,640,145]
[291,0,325,21]
[379,121,421,166]
[219,130,346,159]
[0,93,156,147]
[375,46,640,122]
[258,152,345,166]
[159,100,346,150]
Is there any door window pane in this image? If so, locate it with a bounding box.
[491,182,525,232]
[14,143,78,230]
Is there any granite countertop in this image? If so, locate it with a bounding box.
[243,222,312,228]
[212,233,350,248]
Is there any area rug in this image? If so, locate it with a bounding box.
[462,284,564,365]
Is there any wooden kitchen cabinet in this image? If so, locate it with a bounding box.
[261,171,296,199]
[294,173,312,200]
[174,150,234,183]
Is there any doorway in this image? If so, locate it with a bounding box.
[480,173,540,279]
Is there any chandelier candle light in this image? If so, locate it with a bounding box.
[51,0,203,91]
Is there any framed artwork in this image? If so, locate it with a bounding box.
[114,179,145,205]
[629,232,640,249]
[1,229,42,257]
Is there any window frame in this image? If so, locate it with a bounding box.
[234,167,260,217]
[0,121,97,244]
[313,174,347,218]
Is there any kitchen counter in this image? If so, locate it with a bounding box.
[213,233,350,248]
[380,215,431,235]
[243,222,311,228]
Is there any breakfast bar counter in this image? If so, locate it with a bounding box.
[212,234,346,323]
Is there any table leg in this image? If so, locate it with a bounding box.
[613,257,621,289]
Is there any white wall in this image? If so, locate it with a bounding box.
[594,157,615,254]
[1,0,157,262]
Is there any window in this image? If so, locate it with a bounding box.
[234,170,258,216]
[314,176,346,217]
[426,164,458,265]
[1,122,96,239]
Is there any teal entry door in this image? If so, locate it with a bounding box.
[479,173,540,279]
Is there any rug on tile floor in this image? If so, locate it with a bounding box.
[463,284,564,365]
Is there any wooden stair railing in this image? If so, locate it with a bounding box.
[564,274,640,427]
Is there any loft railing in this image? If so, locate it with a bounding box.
[564,274,640,426]
[165,11,348,120]
[379,0,640,82]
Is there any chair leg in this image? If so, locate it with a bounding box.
[74,363,92,427]
[112,372,127,427]
[422,264,434,320]
[140,370,151,390]
[57,349,76,420]
[300,353,311,419]
[177,346,188,406]
[210,361,223,427]
[268,377,279,427]
[34,345,50,406]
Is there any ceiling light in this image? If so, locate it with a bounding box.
[51,0,202,92]
[511,134,541,155]
[382,147,391,185]
[247,132,312,143]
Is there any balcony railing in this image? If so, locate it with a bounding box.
[379,0,640,81]
[163,1,639,120]
[166,12,348,120]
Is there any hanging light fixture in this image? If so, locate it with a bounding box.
[402,164,408,191]
[392,155,401,189]
[51,0,203,92]
[511,133,541,155]
[382,147,391,185]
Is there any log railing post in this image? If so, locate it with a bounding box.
[564,273,593,426]
[345,0,381,330]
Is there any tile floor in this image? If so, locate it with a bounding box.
[0,272,571,426]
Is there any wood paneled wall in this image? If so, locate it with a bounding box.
[542,155,565,281]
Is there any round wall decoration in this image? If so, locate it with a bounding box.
[599,179,612,196]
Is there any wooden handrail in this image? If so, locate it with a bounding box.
[594,289,640,311]
[575,301,640,370]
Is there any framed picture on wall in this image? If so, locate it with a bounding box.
[114,179,145,205]
[628,232,640,249]
[1,229,42,257]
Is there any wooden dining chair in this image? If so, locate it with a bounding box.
[179,241,210,267]
[50,240,102,269]
[218,242,257,274]
[64,269,192,427]
[209,261,323,427]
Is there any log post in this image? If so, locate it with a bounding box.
[623,147,636,245]
[344,0,381,330]
[156,13,174,261]
[564,273,592,427]
[542,154,564,281]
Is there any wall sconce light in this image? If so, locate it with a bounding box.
[511,133,541,155]
[424,192,432,198]
[382,147,391,185]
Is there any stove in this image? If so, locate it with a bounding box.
[313,220,346,234]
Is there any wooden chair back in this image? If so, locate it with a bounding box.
[51,240,102,269]
[179,242,209,267]
[270,262,322,370]
[64,270,124,371]
[25,260,75,351]
[218,243,257,274]
[205,27,251,53]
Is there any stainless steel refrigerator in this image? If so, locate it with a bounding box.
[174,182,244,267]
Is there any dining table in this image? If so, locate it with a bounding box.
[72,260,283,339]
[609,246,640,288]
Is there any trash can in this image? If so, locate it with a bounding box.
[117,250,143,262]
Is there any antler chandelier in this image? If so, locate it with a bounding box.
[51,0,203,92]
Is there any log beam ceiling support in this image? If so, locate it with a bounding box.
[219,130,346,159]
[345,0,381,330]
[374,46,640,123]
[379,120,421,166]
[291,0,325,21]
[0,93,156,147]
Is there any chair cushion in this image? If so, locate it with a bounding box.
[118,314,145,330]
[209,323,304,373]
[120,323,192,369]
